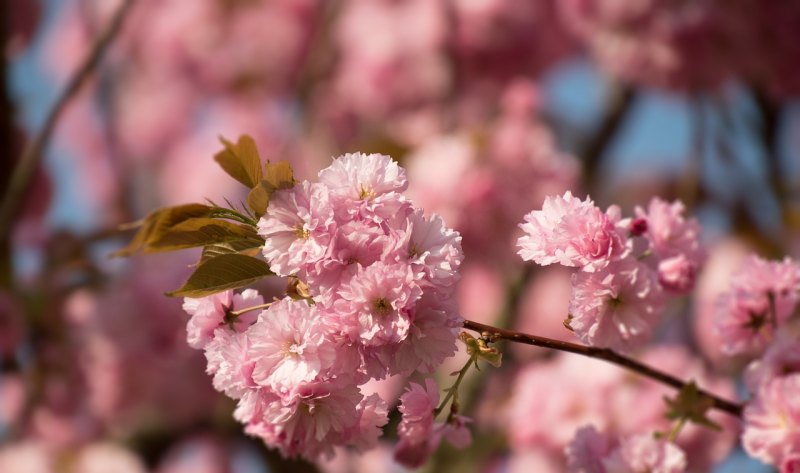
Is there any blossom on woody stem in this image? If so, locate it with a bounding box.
[182,153,468,463]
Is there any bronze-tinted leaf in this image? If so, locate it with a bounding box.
[167,254,273,298]
[113,204,213,257]
[214,135,263,188]
[147,218,262,252]
[247,161,295,217]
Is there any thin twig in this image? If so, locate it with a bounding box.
[581,84,636,192]
[462,319,743,418]
[0,0,137,245]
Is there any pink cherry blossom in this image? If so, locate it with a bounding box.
[391,209,464,292]
[394,296,462,374]
[204,329,255,399]
[345,393,390,452]
[395,379,439,468]
[656,254,697,294]
[331,262,422,347]
[247,298,336,392]
[715,255,800,356]
[182,289,263,349]
[318,152,407,203]
[244,380,363,461]
[565,425,614,473]
[569,259,665,352]
[744,334,800,392]
[518,191,630,272]
[742,373,800,467]
[258,180,335,277]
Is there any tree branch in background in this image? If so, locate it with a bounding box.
[752,88,787,209]
[0,0,137,247]
[462,319,743,418]
[580,84,636,192]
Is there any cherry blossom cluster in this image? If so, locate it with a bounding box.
[182,153,465,463]
[711,255,800,470]
[517,192,703,352]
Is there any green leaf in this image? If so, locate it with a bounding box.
[113,204,213,257]
[214,135,263,188]
[247,161,295,217]
[199,239,264,264]
[147,218,262,252]
[664,381,721,431]
[167,254,273,298]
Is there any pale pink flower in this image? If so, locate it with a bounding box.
[635,198,702,260]
[742,373,800,467]
[247,298,336,392]
[656,254,697,294]
[602,433,687,473]
[565,425,614,473]
[244,380,363,461]
[715,255,800,356]
[318,152,407,202]
[392,210,464,291]
[183,289,263,349]
[518,192,630,272]
[345,393,390,452]
[744,335,800,392]
[569,259,665,352]
[258,180,335,277]
[331,262,422,346]
[395,379,439,468]
[635,198,703,293]
[394,297,462,374]
[306,220,393,300]
[204,329,255,399]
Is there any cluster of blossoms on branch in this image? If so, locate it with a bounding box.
[518,192,703,352]
[111,139,800,471]
[181,153,468,464]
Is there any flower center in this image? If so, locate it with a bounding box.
[294,224,310,239]
[281,340,303,358]
[373,298,391,316]
[359,184,376,200]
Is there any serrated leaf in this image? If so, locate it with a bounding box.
[167,254,273,298]
[147,218,261,252]
[247,161,295,217]
[214,135,263,188]
[113,204,213,257]
[199,239,264,264]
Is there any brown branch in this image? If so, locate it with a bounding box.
[0,0,137,246]
[462,319,743,418]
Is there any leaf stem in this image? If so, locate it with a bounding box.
[229,302,274,318]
